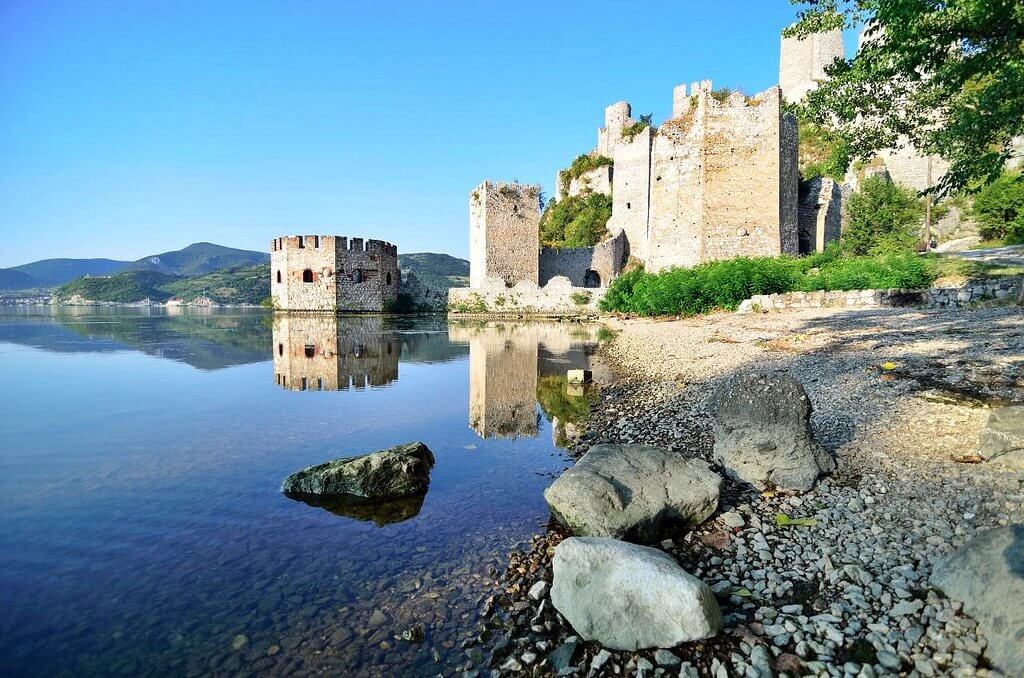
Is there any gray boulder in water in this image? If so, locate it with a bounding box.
[709,371,834,493]
[929,525,1024,674]
[978,405,1024,469]
[543,444,720,542]
[281,442,435,499]
[551,537,722,650]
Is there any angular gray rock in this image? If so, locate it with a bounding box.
[543,444,721,542]
[978,406,1024,469]
[551,537,722,650]
[709,371,834,492]
[929,525,1024,675]
[281,442,435,498]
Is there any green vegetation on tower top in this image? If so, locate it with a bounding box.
[539,193,613,249]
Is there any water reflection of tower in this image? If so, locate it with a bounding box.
[272,315,399,391]
[449,324,540,438]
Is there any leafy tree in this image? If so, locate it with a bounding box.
[538,193,613,248]
[798,117,852,181]
[786,0,1024,194]
[842,176,924,254]
[971,171,1024,243]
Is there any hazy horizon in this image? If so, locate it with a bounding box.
[1,1,860,268]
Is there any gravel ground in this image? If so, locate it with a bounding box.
[472,305,1024,677]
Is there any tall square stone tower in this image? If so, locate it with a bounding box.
[468,181,541,288]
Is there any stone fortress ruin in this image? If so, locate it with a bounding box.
[270,235,400,313]
[450,21,998,314]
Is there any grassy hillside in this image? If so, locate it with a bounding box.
[56,271,181,303]
[162,264,269,305]
[398,252,469,291]
[124,242,268,276]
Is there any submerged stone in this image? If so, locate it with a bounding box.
[281,442,435,499]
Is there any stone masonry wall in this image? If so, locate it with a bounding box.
[701,86,794,262]
[469,181,540,288]
[539,229,626,287]
[567,166,613,198]
[738,276,1024,313]
[270,235,398,312]
[607,126,653,263]
[779,27,845,104]
[271,235,338,312]
[449,276,604,316]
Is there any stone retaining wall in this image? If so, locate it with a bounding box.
[738,276,1024,313]
[448,277,604,316]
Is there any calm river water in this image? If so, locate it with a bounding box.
[0,307,605,677]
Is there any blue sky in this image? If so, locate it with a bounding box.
[0,1,860,267]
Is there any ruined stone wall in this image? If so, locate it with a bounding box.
[607,126,653,262]
[798,177,842,254]
[877,143,950,193]
[567,166,613,198]
[270,235,338,312]
[701,87,793,262]
[336,238,399,312]
[539,230,625,287]
[647,101,704,271]
[779,27,845,104]
[468,181,540,288]
[448,277,604,316]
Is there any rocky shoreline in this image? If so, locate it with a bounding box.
[470,306,1023,677]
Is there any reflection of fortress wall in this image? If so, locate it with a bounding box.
[273,315,399,391]
[449,322,604,439]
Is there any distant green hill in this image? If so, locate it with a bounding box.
[124,242,268,277]
[398,252,469,291]
[55,265,269,305]
[2,242,269,290]
[57,271,182,303]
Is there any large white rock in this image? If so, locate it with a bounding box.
[543,444,721,542]
[978,406,1024,470]
[551,537,722,650]
[929,525,1024,674]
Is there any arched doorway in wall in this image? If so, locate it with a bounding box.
[302,269,314,283]
[583,269,601,288]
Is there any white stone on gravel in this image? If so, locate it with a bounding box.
[551,537,722,650]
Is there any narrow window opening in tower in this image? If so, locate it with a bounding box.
[278,343,283,356]
[276,270,282,283]
[300,377,307,390]
[297,236,304,248]
[304,345,315,358]
[386,271,392,285]
[302,269,314,283]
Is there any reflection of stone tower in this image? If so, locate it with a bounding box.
[273,315,399,391]
[270,235,399,312]
[468,182,541,288]
[779,27,845,104]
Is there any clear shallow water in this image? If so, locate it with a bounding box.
[0,307,603,677]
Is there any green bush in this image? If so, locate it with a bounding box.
[539,193,613,248]
[600,249,937,316]
[842,176,924,255]
[971,171,1024,244]
[599,257,800,316]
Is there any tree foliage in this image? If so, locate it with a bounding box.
[786,0,1024,194]
[798,116,853,181]
[971,171,1024,243]
[539,193,613,248]
[842,176,924,255]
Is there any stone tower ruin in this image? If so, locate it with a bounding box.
[779,26,845,104]
[270,235,399,312]
[468,181,541,288]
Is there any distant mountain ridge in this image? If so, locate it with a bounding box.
[1,243,269,290]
